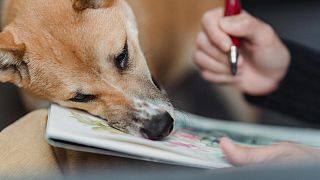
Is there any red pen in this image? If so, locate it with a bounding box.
[225,0,242,76]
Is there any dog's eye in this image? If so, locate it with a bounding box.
[115,43,129,71]
[70,93,97,103]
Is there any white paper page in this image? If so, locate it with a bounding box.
[46,104,231,169]
[46,104,320,169]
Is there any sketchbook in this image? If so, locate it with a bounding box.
[46,104,320,169]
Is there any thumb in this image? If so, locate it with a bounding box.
[219,12,273,44]
[220,137,285,166]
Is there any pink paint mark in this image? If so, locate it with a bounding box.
[169,141,196,148]
[178,132,199,141]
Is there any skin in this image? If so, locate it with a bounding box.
[0,0,174,136]
[194,8,320,165]
[194,8,290,96]
[220,137,320,166]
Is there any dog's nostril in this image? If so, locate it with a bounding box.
[140,112,174,141]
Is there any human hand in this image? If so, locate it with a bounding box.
[220,137,320,166]
[194,8,291,96]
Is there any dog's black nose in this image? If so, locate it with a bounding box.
[140,112,174,140]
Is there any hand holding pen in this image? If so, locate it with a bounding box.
[194,5,291,96]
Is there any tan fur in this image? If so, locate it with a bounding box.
[0,0,230,135]
[0,0,175,135]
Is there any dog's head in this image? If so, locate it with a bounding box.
[0,0,174,140]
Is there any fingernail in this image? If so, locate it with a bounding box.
[223,41,232,51]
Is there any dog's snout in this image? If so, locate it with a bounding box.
[140,112,174,140]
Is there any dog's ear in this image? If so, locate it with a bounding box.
[0,31,28,87]
[72,0,115,11]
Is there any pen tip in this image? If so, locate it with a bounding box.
[231,63,237,76]
[230,46,238,76]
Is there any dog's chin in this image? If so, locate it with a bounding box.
[91,106,175,140]
[93,115,140,136]
[105,120,173,140]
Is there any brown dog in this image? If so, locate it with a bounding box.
[0,0,224,139]
[0,0,180,140]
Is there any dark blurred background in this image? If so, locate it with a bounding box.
[243,0,320,51]
[1,0,320,130]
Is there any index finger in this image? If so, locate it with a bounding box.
[201,8,232,52]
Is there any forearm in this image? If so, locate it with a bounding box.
[245,40,320,124]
